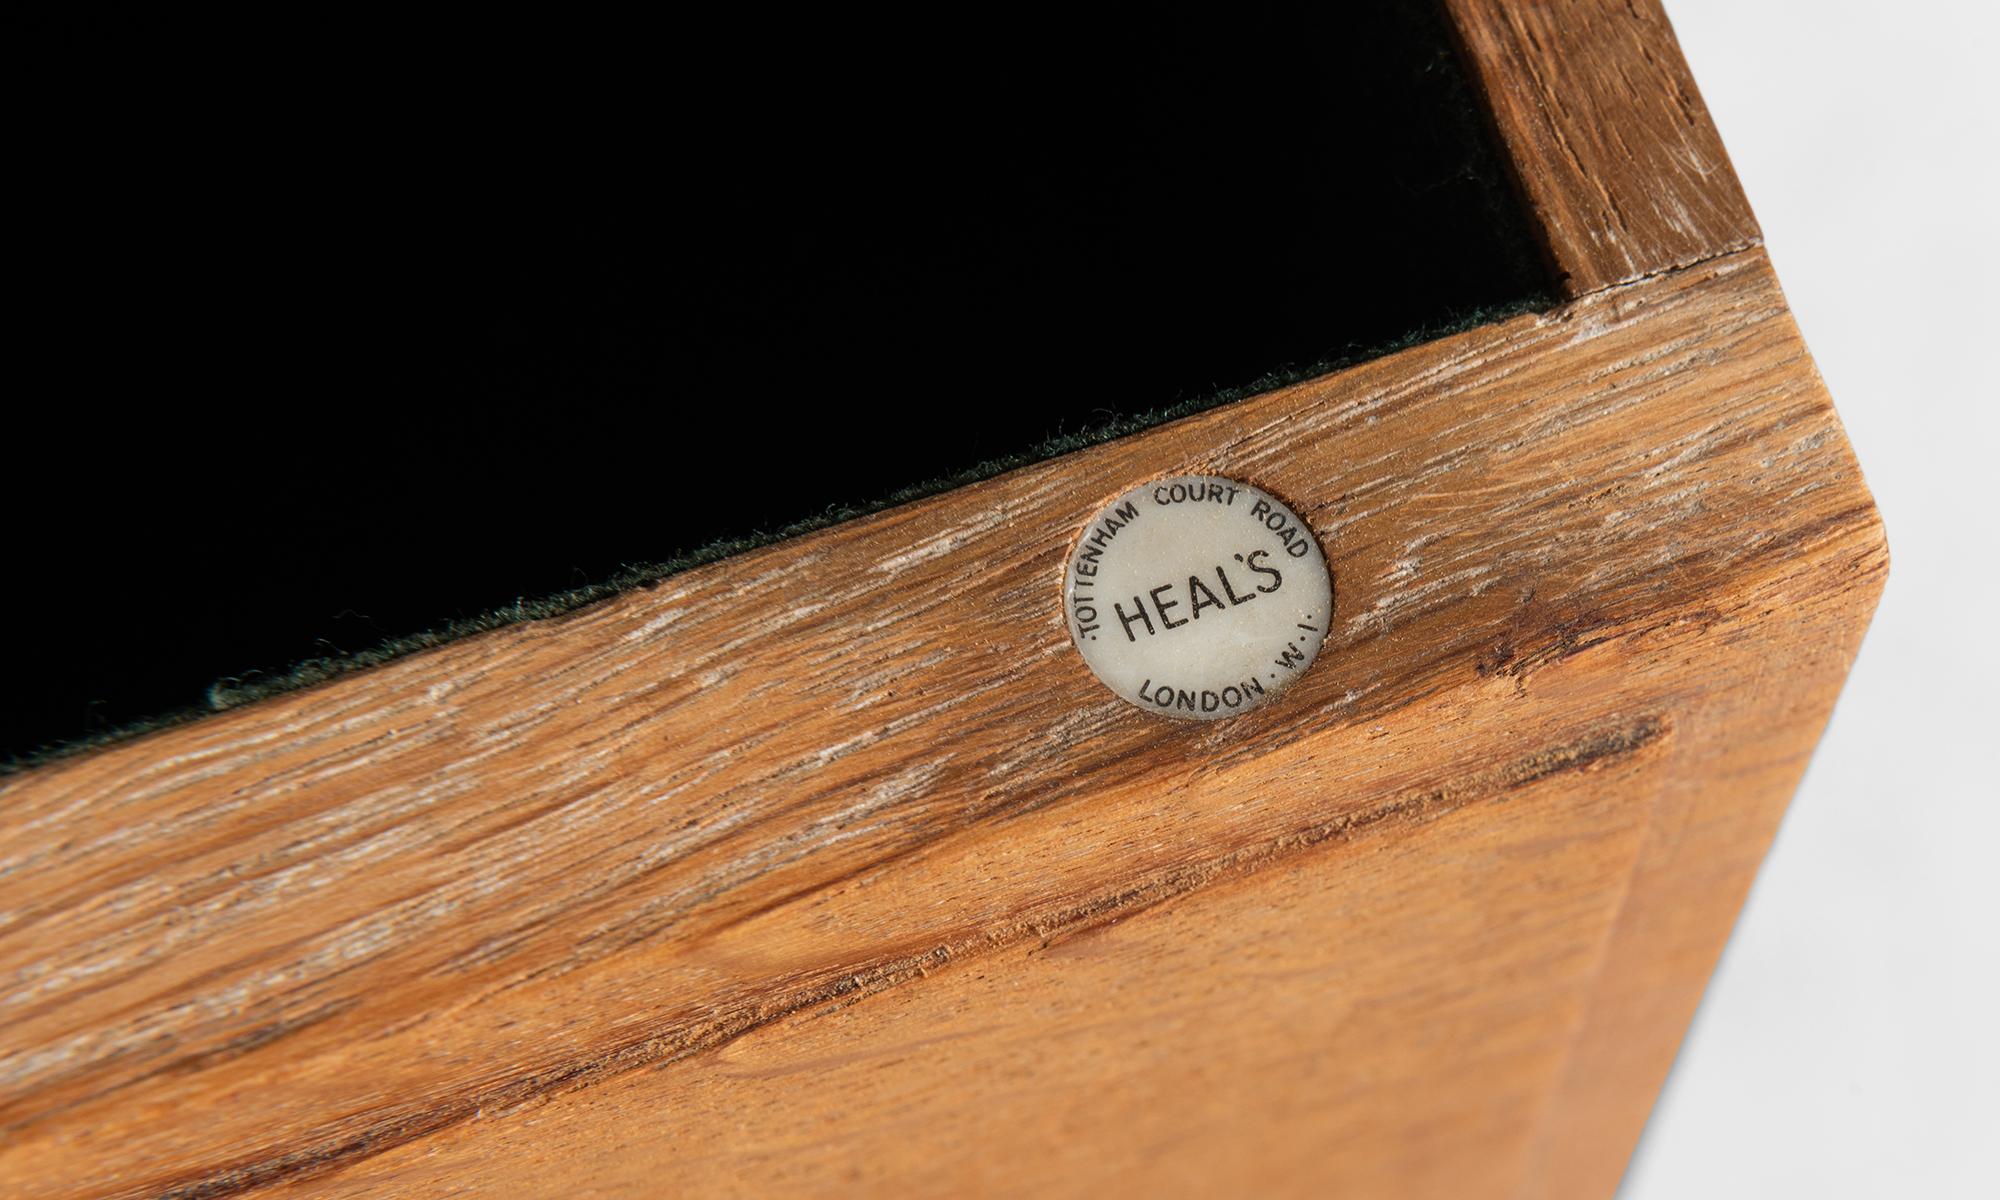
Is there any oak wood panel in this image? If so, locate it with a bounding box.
[286,725,1677,1199]
[276,532,1874,1200]
[1446,0,1762,295]
[1521,519,1882,1197]
[0,248,1884,1198]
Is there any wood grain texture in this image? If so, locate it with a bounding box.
[0,248,1883,1198]
[1445,0,1762,294]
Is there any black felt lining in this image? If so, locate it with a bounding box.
[4,3,1554,768]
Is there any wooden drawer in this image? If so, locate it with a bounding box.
[0,3,1883,1196]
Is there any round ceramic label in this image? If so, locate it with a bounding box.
[1063,474,1332,720]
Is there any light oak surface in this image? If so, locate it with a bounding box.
[0,249,1883,1197]
[1447,0,1761,295]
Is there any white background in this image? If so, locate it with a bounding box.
[1625,3,1998,1196]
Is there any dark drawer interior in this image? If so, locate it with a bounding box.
[7,4,1549,760]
